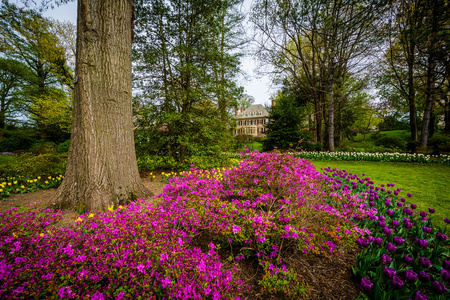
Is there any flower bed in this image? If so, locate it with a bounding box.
[293,151,450,165]
[322,167,450,299]
[0,151,448,299]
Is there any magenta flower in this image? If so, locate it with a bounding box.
[402,254,413,265]
[386,242,397,253]
[419,271,431,282]
[441,269,450,283]
[443,260,450,271]
[419,257,431,268]
[356,238,370,248]
[373,237,383,246]
[384,227,393,236]
[432,281,449,295]
[407,193,412,197]
[383,267,396,279]
[411,291,428,300]
[405,269,418,282]
[391,220,399,228]
[420,211,428,218]
[380,254,392,265]
[386,210,394,217]
[115,291,125,300]
[422,226,432,234]
[393,236,404,246]
[360,277,373,293]
[445,218,450,224]
[411,204,417,209]
[417,239,428,249]
[403,208,413,216]
[390,275,404,290]
[437,232,447,242]
[404,220,413,229]
[429,208,435,213]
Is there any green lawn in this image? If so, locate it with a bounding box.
[311,160,450,227]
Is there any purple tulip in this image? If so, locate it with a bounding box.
[432,281,449,295]
[369,201,375,207]
[391,220,399,228]
[377,220,386,228]
[419,257,431,268]
[411,291,428,300]
[356,238,370,248]
[390,276,404,290]
[428,208,435,214]
[441,269,450,283]
[373,237,383,246]
[420,211,428,218]
[384,227,393,236]
[386,210,394,217]
[385,199,391,206]
[419,271,431,282]
[386,242,397,252]
[404,220,413,229]
[405,269,418,282]
[445,218,450,224]
[381,188,385,192]
[360,277,373,293]
[369,214,378,221]
[443,260,450,271]
[402,254,413,265]
[400,198,405,202]
[397,202,403,207]
[383,267,396,279]
[436,232,447,242]
[411,204,417,209]
[394,190,398,196]
[387,190,393,195]
[380,254,392,265]
[417,239,428,249]
[403,208,413,216]
[422,226,432,234]
[379,215,385,221]
[393,236,405,246]
[407,193,412,197]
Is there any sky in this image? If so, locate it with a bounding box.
[42,0,277,106]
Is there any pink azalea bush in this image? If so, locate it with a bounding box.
[0,151,379,298]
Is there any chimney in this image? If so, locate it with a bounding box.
[241,107,244,113]
[235,108,238,117]
[271,99,275,107]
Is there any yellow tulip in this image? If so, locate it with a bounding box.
[75,217,83,223]
[108,205,114,212]
[88,213,95,218]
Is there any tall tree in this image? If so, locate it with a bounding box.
[52,0,151,212]
[251,0,388,151]
[0,1,73,136]
[133,0,245,161]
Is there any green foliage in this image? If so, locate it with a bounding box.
[57,139,70,153]
[428,133,450,155]
[263,91,305,151]
[378,116,409,132]
[0,135,37,152]
[29,140,57,154]
[0,153,67,179]
[374,135,406,151]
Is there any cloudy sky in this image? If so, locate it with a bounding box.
[42,0,277,106]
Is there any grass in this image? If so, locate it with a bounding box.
[311,159,450,227]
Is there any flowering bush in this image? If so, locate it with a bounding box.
[0,151,376,299]
[0,175,63,199]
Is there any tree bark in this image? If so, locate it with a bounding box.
[51,0,151,212]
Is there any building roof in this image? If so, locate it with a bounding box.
[236,104,269,119]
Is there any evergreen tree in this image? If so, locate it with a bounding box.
[263,90,304,151]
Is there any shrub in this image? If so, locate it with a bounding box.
[0,135,37,152]
[428,134,450,155]
[57,139,71,153]
[0,153,67,179]
[29,140,57,154]
[374,136,406,151]
[406,140,420,153]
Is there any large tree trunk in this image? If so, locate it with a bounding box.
[51,0,151,212]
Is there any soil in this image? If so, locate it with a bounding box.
[0,173,362,299]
